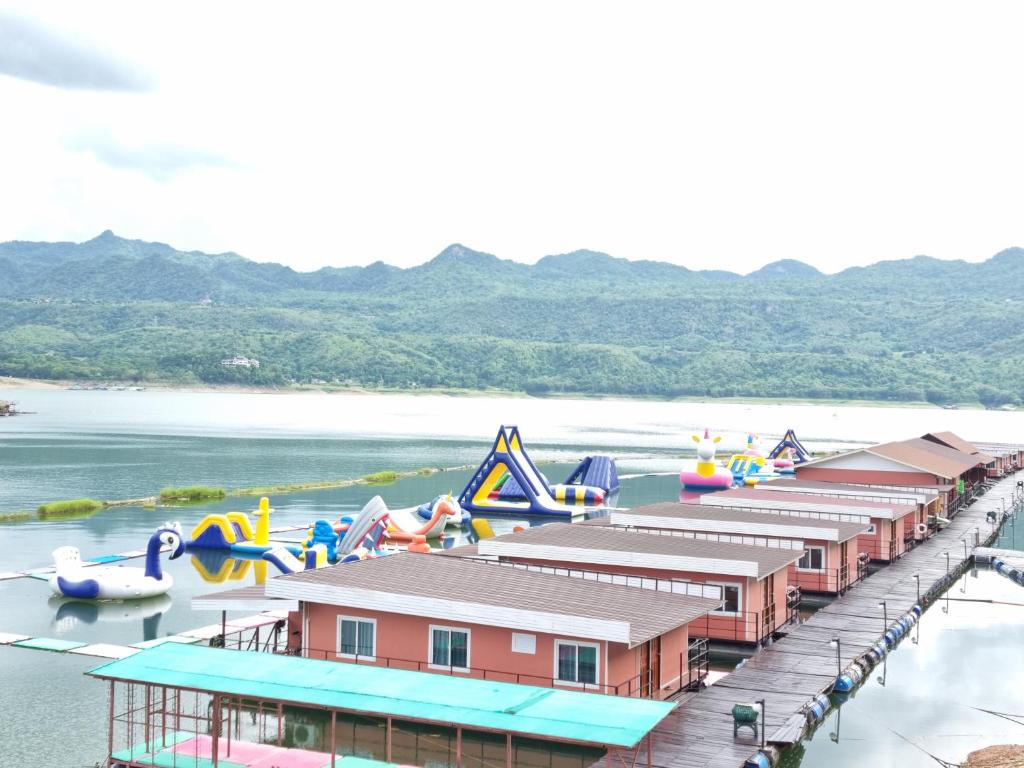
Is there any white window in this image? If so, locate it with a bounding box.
[797,546,825,571]
[337,616,375,660]
[708,582,742,616]
[429,626,470,671]
[554,640,599,686]
[512,633,536,654]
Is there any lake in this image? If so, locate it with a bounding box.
[0,389,1022,768]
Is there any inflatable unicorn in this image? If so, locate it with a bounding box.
[49,523,184,600]
[680,429,734,490]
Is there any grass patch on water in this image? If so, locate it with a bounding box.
[0,510,33,523]
[159,486,227,504]
[36,499,104,520]
[362,471,399,485]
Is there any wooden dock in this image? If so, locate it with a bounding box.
[639,472,1022,768]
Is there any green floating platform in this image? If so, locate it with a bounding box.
[13,636,88,652]
[90,643,676,748]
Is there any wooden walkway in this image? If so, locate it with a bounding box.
[639,472,1023,768]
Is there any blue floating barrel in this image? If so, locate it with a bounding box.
[834,674,855,692]
[911,605,922,617]
[806,694,830,723]
[744,752,771,768]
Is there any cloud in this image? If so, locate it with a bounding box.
[69,131,232,182]
[0,11,153,91]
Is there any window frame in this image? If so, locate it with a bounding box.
[796,545,826,572]
[553,639,601,688]
[428,624,471,672]
[336,615,376,661]
[707,581,743,617]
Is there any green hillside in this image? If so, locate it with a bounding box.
[1,232,1022,406]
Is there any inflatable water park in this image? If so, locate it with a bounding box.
[458,425,619,517]
[680,429,807,490]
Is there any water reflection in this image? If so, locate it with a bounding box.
[49,594,170,641]
[782,569,1024,768]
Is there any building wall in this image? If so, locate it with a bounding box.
[797,467,938,486]
[501,556,779,644]
[299,601,676,697]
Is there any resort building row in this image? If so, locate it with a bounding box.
[192,431,1020,704]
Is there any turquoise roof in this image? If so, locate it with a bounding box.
[88,644,673,748]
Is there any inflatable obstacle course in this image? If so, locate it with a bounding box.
[459,426,605,517]
[564,455,620,493]
[768,429,812,464]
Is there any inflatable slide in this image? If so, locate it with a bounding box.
[458,426,595,517]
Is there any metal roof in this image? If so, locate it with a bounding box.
[869,438,985,479]
[708,487,917,524]
[477,522,802,578]
[264,551,720,645]
[88,643,674,748]
[765,478,937,503]
[611,503,871,542]
[192,584,297,612]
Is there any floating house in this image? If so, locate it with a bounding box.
[759,479,937,538]
[602,503,871,595]
[921,431,1006,479]
[795,436,992,513]
[700,487,917,562]
[87,642,673,768]
[970,441,1024,477]
[467,524,801,646]
[257,553,722,699]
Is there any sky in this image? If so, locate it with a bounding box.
[1,2,1023,274]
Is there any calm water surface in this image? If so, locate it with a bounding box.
[1,389,1022,768]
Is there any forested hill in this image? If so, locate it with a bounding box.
[2,231,1023,406]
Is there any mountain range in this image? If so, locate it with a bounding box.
[1,231,1022,406]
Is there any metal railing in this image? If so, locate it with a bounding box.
[287,645,706,698]
[790,565,861,594]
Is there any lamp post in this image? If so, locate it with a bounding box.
[961,538,969,560]
[755,698,766,751]
[913,573,920,603]
[878,600,887,633]
[829,637,841,676]
[944,551,950,575]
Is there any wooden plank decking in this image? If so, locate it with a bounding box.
[637,472,1022,768]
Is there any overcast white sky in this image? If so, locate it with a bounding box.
[1,2,1022,273]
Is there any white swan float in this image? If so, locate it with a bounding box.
[48,523,185,600]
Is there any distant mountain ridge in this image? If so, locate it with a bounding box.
[1,231,1021,302]
[1,232,1023,407]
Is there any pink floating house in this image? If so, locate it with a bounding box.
[700,487,917,562]
[759,478,937,539]
[262,552,722,699]
[469,524,801,646]
[794,436,992,514]
[604,503,871,595]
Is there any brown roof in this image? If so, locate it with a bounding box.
[616,502,871,542]
[869,438,986,479]
[922,431,982,455]
[713,487,908,514]
[192,584,298,611]
[479,523,801,578]
[265,551,721,645]
[766,478,937,503]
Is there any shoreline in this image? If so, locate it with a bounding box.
[0,375,981,410]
